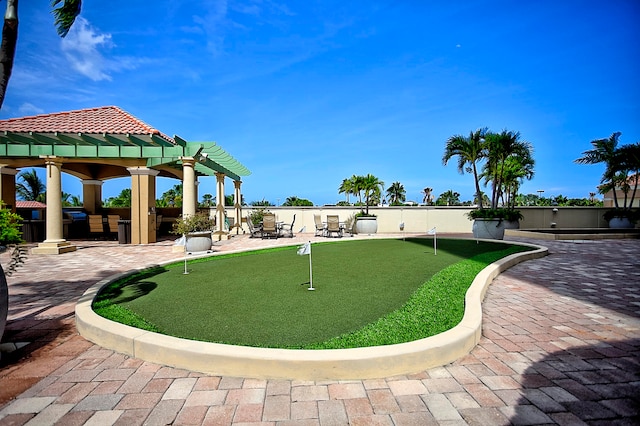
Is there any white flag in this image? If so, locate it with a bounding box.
[297,241,311,256]
[427,227,436,235]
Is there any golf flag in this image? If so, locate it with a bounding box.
[297,241,311,255]
[297,241,314,290]
[427,227,437,255]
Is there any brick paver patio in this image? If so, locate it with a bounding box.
[0,234,638,425]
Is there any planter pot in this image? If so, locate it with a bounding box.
[608,217,634,229]
[185,231,213,253]
[504,220,520,230]
[355,216,378,234]
[0,263,7,351]
[472,218,506,240]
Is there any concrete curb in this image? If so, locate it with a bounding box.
[76,239,548,380]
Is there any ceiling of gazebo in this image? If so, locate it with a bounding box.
[0,106,250,181]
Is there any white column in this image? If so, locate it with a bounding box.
[32,157,76,254]
[181,157,197,217]
[234,180,242,234]
[213,172,228,240]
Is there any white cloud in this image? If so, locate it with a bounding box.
[18,102,45,116]
[61,17,113,81]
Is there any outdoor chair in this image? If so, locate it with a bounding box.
[156,214,163,237]
[261,213,278,239]
[314,214,326,237]
[87,215,104,239]
[247,216,262,238]
[326,215,343,238]
[279,214,296,238]
[106,215,120,239]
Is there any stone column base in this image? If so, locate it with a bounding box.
[31,241,77,255]
[213,231,230,241]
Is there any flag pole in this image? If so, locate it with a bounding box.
[307,241,314,290]
[182,235,189,274]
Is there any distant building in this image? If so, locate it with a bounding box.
[602,173,639,208]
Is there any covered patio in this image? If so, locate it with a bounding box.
[0,106,250,254]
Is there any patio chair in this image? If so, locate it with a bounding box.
[156,214,163,237]
[247,216,262,238]
[279,214,296,238]
[326,215,343,238]
[107,215,120,240]
[261,213,278,239]
[314,214,326,237]
[87,215,104,239]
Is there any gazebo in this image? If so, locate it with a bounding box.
[0,106,250,254]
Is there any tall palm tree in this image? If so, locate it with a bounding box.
[201,193,213,207]
[338,178,354,204]
[443,128,488,209]
[16,169,45,201]
[1,0,82,108]
[483,130,532,209]
[360,174,384,215]
[386,181,406,205]
[575,132,622,208]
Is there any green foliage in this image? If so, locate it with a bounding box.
[248,208,270,225]
[16,169,46,201]
[250,199,272,206]
[603,208,639,223]
[0,203,23,245]
[171,212,215,235]
[435,189,461,206]
[104,188,132,207]
[282,196,314,206]
[466,208,523,222]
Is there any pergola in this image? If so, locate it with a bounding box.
[0,106,250,254]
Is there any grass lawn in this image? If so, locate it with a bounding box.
[94,238,530,349]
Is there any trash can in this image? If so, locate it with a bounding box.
[117,220,131,244]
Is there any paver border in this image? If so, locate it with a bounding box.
[76,239,547,380]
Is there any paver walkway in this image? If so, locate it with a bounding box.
[0,234,638,425]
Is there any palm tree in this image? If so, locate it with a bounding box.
[352,174,384,216]
[338,178,354,204]
[386,182,406,205]
[575,132,623,208]
[16,169,45,201]
[104,188,131,207]
[443,128,488,209]
[421,187,434,205]
[1,0,82,108]
[436,189,461,206]
[483,130,532,209]
[201,193,213,207]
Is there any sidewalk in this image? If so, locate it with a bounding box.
[0,234,638,425]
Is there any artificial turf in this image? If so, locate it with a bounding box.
[94,238,530,348]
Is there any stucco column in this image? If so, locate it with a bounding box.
[32,157,76,254]
[213,172,228,240]
[128,167,159,245]
[234,180,242,234]
[0,166,17,212]
[82,179,103,215]
[181,157,197,217]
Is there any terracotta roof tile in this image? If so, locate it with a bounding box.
[0,106,174,143]
[16,201,46,208]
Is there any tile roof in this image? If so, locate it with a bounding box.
[16,201,46,208]
[0,106,174,143]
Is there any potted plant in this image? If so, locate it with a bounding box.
[603,208,638,229]
[171,212,215,252]
[0,203,27,349]
[467,208,522,240]
[343,174,384,234]
[575,132,639,229]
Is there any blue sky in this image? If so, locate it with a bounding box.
[2,0,639,205]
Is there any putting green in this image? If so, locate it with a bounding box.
[95,238,529,348]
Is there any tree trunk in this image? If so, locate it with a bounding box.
[0,0,18,110]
